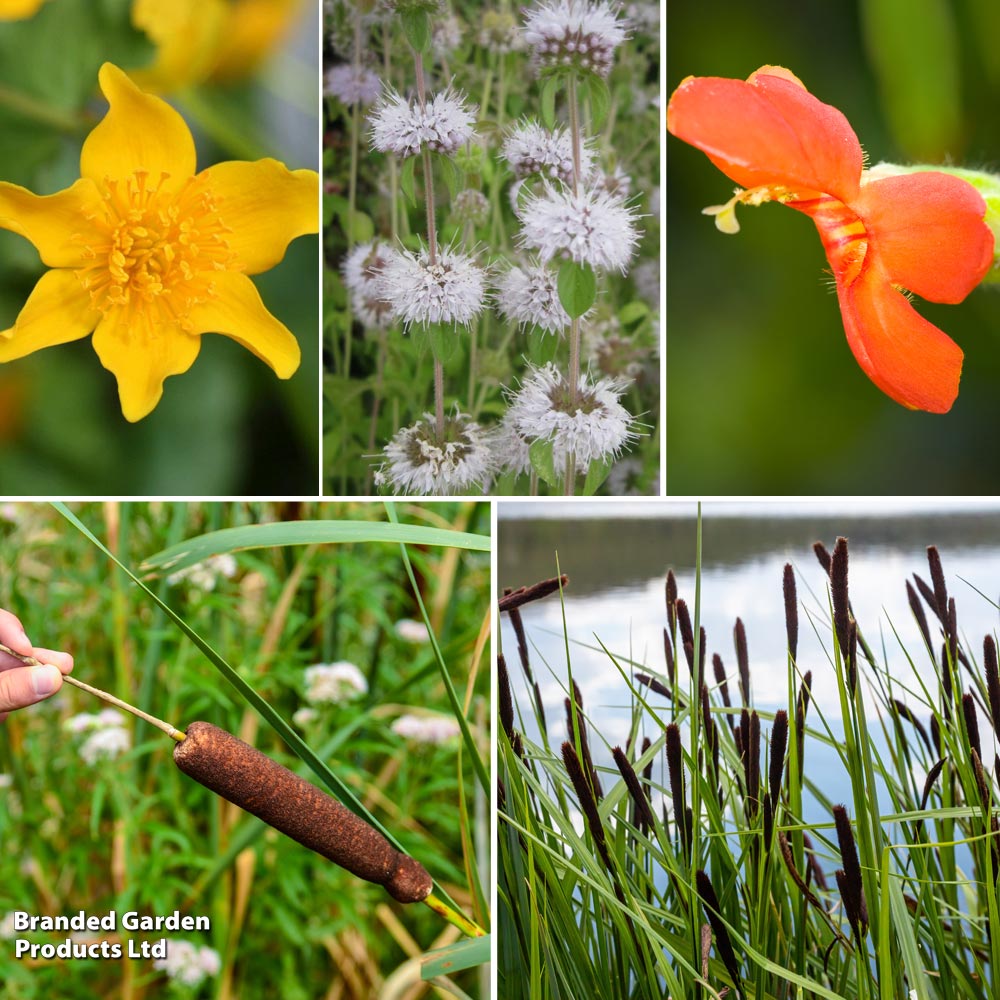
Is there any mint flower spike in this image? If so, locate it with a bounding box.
[865,162,1000,284]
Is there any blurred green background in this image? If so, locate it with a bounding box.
[0,0,318,495]
[667,0,1000,493]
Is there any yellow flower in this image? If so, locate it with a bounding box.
[0,63,317,422]
[0,0,46,19]
[130,0,303,92]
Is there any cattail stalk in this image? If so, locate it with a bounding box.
[612,746,655,832]
[985,636,1000,740]
[695,870,744,991]
[665,723,690,854]
[833,805,868,938]
[734,617,750,706]
[831,537,851,662]
[782,563,798,661]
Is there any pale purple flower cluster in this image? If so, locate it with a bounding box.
[496,262,573,334]
[521,0,628,77]
[375,412,493,495]
[506,363,635,468]
[304,662,367,704]
[325,64,382,106]
[518,183,639,272]
[342,240,395,329]
[502,121,594,184]
[369,88,476,157]
[153,940,222,987]
[375,246,487,328]
[391,713,462,744]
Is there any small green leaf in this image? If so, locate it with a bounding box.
[400,156,417,204]
[557,259,597,318]
[421,935,492,980]
[428,322,459,364]
[582,452,615,495]
[583,74,611,131]
[618,300,649,329]
[339,207,374,244]
[529,438,560,488]
[540,73,561,129]
[400,9,431,53]
[527,326,560,365]
[436,153,463,198]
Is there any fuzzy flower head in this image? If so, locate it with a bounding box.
[479,10,524,52]
[342,240,395,329]
[507,362,635,467]
[375,246,487,328]
[79,727,132,765]
[166,553,238,590]
[154,940,222,987]
[450,189,490,227]
[492,410,533,477]
[518,183,640,273]
[0,63,317,421]
[497,262,572,334]
[375,411,493,495]
[369,87,476,158]
[667,64,996,413]
[433,13,464,56]
[521,0,628,78]
[325,63,382,106]
[391,713,461,745]
[394,618,431,643]
[502,121,594,185]
[304,661,368,704]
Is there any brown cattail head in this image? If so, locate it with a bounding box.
[913,572,943,625]
[676,599,695,664]
[734,618,750,706]
[891,700,932,755]
[905,580,932,651]
[985,636,1000,739]
[712,653,731,709]
[962,693,982,761]
[174,722,432,903]
[498,574,568,613]
[769,710,788,808]
[498,655,515,742]
[565,686,602,800]
[920,757,946,812]
[832,805,868,937]
[783,563,798,661]
[812,541,832,576]
[635,672,672,699]
[946,597,958,672]
[695,870,744,991]
[847,620,858,697]
[663,629,675,685]
[613,746,656,832]
[666,570,678,635]
[561,741,611,869]
[927,547,948,625]
[795,671,812,775]
[508,605,533,684]
[831,537,851,662]
[745,711,760,821]
[665,723,689,852]
[802,831,829,892]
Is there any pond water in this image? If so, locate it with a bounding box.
[498,501,1000,839]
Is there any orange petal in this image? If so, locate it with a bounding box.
[81,64,196,191]
[853,172,994,303]
[836,255,963,413]
[667,69,862,202]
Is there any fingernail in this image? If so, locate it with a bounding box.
[31,666,60,697]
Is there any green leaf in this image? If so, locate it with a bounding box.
[557,259,597,318]
[529,437,560,488]
[583,74,611,132]
[428,321,460,364]
[527,326,560,365]
[582,452,615,495]
[142,519,490,575]
[435,152,463,199]
[400,155,418,204]
[540,73,561,130]
[346,209,374,245]
[400,9,432,53]
[421,935,492,979]
[618,300,649,329]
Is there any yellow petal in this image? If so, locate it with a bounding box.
[187,271,300,377]
[130,0,228,93]
[81,64,196,191]
[202,159,318,274]
[0,270,97,361]
[91,310,201,422]
[210,0,303,82]
[0,179,101,268]
[0,0,47,19]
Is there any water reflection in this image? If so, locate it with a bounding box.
[499,504,1000,826]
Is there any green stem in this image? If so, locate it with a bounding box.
[0,83,88,134]
[434,357,445,439]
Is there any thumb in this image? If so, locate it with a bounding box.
[0,665,63,717]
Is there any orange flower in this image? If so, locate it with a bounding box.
[667,65,995,413]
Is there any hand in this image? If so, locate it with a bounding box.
[0,609,74,722]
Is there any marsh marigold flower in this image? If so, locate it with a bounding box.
[0,0,46,18]
[0,64,317,421]
[667,65,995,413]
